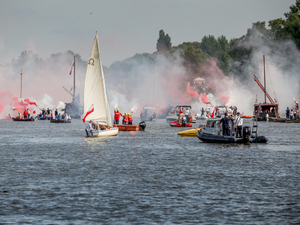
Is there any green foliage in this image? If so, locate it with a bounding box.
[156,29,172,51]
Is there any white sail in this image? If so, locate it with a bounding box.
[83,33,112,127]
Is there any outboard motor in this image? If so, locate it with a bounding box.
[242,126,251,142]
[182,116,187,127]
[139,121,146,131]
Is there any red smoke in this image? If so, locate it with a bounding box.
[200,93,211,105]
[219,94,229,106]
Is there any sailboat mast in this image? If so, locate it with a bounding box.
[73,55,75,101]
[20,69,23,98]
[263,55,266,104]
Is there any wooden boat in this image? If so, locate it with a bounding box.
[169,120,192,127]
[50,119,71,123]
[113,121,146,131]
[178,126,204,137]
[83,33,118,137]
[253,55,279,121]
[12,117,35,122]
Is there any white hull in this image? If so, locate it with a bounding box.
[195,114,208,120]
[166,116,178,123]
[86,127,118,137]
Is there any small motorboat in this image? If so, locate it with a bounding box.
[113,121,146,131]
[178,126,205,137]
[50,119,71,123]
[166,105,196,123]
[169,120,192,127]
[197,118,267,144]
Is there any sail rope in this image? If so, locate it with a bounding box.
[265,60,278,104]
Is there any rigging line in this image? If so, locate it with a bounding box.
[255,63,263,104]
[265,60,278,103]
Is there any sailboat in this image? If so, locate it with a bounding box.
[253,55,279,121]
[12,69,36,122]
[83,33,118,137]
[62,55,82,118]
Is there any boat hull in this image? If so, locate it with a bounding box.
[12,117,35,122]
[178,127,203,136]
[50,119,71,123]
[197,130,248,144]
[85,127,119,137]
[113,124,139,131]
[169,120,192,127]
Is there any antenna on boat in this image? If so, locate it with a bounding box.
[263,55,266,104]
[73,55,75,102]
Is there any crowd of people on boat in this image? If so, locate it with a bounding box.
[86,120,109,137]
[114,109,133,125]
[38,108,71,121]
[286,106,299,120]
[177,107,193,126]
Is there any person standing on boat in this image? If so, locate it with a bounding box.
[234,112,243,138]
[128,112,133,125]
[178,110,184,125]
[27,109,31,119]
[42,108,46,116]
[219,113,232,136]
[184,107,190,124]
[23,109,28,119]
[121,112,127,125]
[286,107,290,119]
[87,120,95,137]
[114,109,121,124]
[55,109,58,119]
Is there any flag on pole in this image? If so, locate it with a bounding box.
[69,60,75,75]
[210,105,216,118]
[81,104,94,122]
[294,98,298,107]
[20,69,23,76]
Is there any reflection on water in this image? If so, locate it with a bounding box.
[0,118,299,224]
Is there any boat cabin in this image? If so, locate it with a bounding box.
[254,103,278,120]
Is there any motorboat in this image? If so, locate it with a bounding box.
[113,121,146,131]
[169,119,192,127]
[140,106,156,121]
[166,105,196,123]
[178,125,205,136]
[197,118,267,144]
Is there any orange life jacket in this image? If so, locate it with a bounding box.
[128,115,133,122]
[114,111,120,120]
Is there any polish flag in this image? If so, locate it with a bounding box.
[294,98,298,107]
[82,104,94,122]
[20,69,23,75]
[210,106,216,118]
[69,60,75,75]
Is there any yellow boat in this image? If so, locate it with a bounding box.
[178,126,204,137]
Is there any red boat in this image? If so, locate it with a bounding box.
[169,120,192,127]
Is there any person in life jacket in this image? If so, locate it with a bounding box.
[23,109,28,119]
[114,109,121,124]
[128,112,133,125]
[27,109,31,119]
[121,112,127,125]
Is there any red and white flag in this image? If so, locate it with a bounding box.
[69,60,75,75]
[20,69,23,76]
[294,98,298,107]
[81,104,94,122]
[210,105,216,118]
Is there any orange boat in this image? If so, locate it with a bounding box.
[113,122,146,131]
[241,116,253,118]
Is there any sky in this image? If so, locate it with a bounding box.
[0,0,296,67]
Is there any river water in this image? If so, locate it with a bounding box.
[0,118,299,224]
